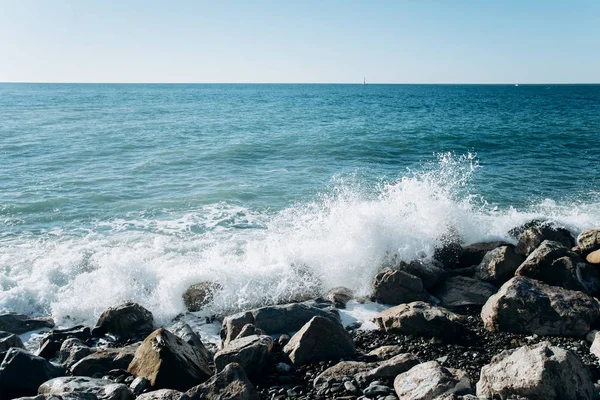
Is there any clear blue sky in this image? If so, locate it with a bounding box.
[1,0,599,83]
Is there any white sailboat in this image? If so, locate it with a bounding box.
[362,77,366,86]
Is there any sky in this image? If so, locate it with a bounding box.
[1,0,599,84]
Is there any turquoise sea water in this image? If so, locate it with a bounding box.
[1,83,600,324]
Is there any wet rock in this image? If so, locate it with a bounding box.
[577,227,600,255]
[355,353,420,386]
[283,316,356,366]
[325,287,354,308]
[0,313,54,335]
[70,345,137,377]
[474,245,523,285]
[0,331,24,352]
[39,376,132,400]
[394,361,471,399]
[127,328,211,391]
[396,260,445,290]
[129,376,151,395]
[170,323,212,366]
[586,249,600,265]
[433,276,497,309]
[182,282,222,312]
[57,338,93,368]
[372,301,465,340]
[515,226,573,258]
[236,324,265,340]
[313,361,375,391]
[433,241,464,269]
[136,389,184,400]
[476,341,594,400]
[186,362,259,400]
[92,302,154,339]
[0,348,65,399]
[461,242,511,268]
[481,276,600,336]
[364,382,392,397]
[371,268,429,305]
[38,326,92,358]
[213,334,273,376]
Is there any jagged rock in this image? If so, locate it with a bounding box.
[220,300,339,346]
[432,276,497,309]
[433,241,464,269]
[366,345,405,360]
[92,302,154,339]
[516,226,573,258]
[461,241,511,268]
[213,335,273,376]
[577,227,600,254]
[236,324,265,340]
[0,331,24,352]
[372,301,465,340]
[0,348,65,399]
[396,260,445,290]
[476,341,594,400]
[313,361,375,391]
[587,249,600,265]
[475,246,523,285]
[0,313,54,335]
[325,287,354,308]
[371,268,429,305]
[355,353,420,386]
[394,361,471,399]
[186,362,259,400]
[37,326,92,360]
[170,323,211,366]
[515,240,600,294]
[283,316,356,366]
[39,376,132,400]
[136,389,184,400]
[127,328,211,391]
[182,282,222,312]
[57,338,93,368]
[508,219,547,239]
[129,376,151,396]
[70,345,137,377]
[481,276,600,336]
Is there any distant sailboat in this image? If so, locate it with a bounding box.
[515,83,519,87]
[363,77,366,86]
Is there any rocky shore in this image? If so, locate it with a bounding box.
[2,222,600,399]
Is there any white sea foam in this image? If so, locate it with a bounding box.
[1,154,599,328]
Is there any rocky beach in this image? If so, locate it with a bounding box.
[2,222,600,400]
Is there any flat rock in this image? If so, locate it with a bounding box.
[185,362,259,400]
[366,345,405,360]
[371,268,429,305]
[577,227,600,254]
[394,361,471,400]
[213,334,273,376]
[474,245,523,285]
[516,226,573,258]
[70,345,137,377]
[92,302,154,339]
[39,376,132,400]
[433,276,497,309]
[313,361,376,391]
[0,331,25,352]
[0,313,54,335]
[481,276,600,336]
[476,341,594,400]
[136,389,185,400]
[355,353,420,386]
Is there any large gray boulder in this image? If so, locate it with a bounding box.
[0,348,64,399]
[186,362,259,400]
[371,268,429,305]
[476,341,594,400]
[372,301,465,340]
[220,300,339,346]
[213,334,273,376]
[93,302,154,339]
[0,313,54,335]
[127,328,212,391]
[432,276,497,309]
[481,276,600,336]
[516,226,573,258]
[70,345,137,377]
[354,353,420,386]
[39,376,132,400]
[474,245,523,285]
[577,227,600,254]
[0,331,25,352]
[283,316,355,366]
[394,361,471,400]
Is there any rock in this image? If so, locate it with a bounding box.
[586,249,600,265]
[236,324,265,340]
[364,382,392,397]
[590,332,600,359]
[170,323,211,366]
[516,226,573,258]
[0,348,65,399]
[577,227,600,254]
[394,361,471,400]
[476,341,594,400]
[366,345,405,360]
[461,241,511,268]
[127,328,211,391]
[0,313,54,335]
[182,282,222,312]
[0,331,24,352]
[220,300,339,346]
[515,240,600,294]
[39,376,132,400]
[355,353,420,386]
[70,345,137,377]
[371,268,429,305]
[474,246,523,285]
[432,276,497,309]
[395,260,445,290]
[57,338,93,368]
[185,362,259,400]
[213,334,273,376]
[130,376,151,395]
[136,389,184,400]
[92,302,154,339]
[372,301,465,340]
[325,287,354,308]
[37,326,92,360]
[283,316,356,366]
[508,219,548,239]
[313,361,375,391]
[481,276,600,336]
[433,241,464,269]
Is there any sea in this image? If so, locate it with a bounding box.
[1,83,599,332]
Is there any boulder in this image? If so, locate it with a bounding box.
[0,331,24,352]
[0,348,64,399]
[577,227,600,254]
[39,376,132,400]
[508,219,547,239]
[590,331,600,359]
[236,324,265,340]
[92,302,154,339]
[433,241,464,269]
[461,241,511,267]
[394,361,471,400]
[127,328,211,391]
[325,287,354,308]
[313,361,375,391]
[474,245,523,285]
[516,226,573,258]
[170,323,211,366]
[355,353,420,386]
[371,268,429,305]
[0,313,54,335]
[37,326,92,360]
[515,240,600,294]
[476,341,594,400]
[395,260,445,290]
[213,334,273,376]
[136,389,185,400]
[186,362,259,400]
[220,300,339,346]
[70,345,137,377]
[283,316,356,366]
[366,345,405,360]
[57,338,93,368]
[182,282,222,312]
[587,249,600,265]
[372,301,465,340]
[432,276,497,309]
[481,276,600,336]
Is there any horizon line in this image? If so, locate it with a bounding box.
[1,81,600,85]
